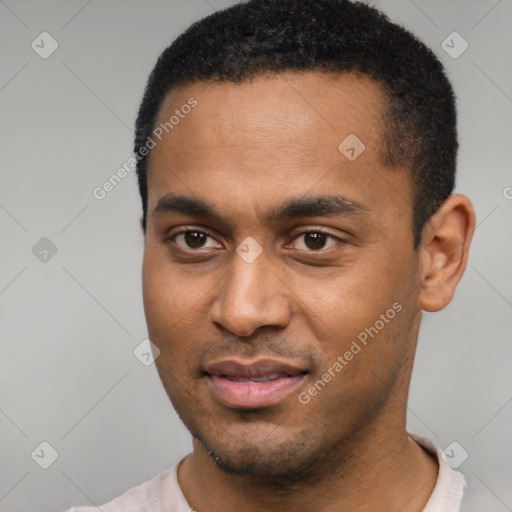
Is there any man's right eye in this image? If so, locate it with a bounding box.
[167,229,222,251]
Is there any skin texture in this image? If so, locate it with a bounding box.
[142,71,475,511]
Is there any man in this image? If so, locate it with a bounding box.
[68,0,499,510]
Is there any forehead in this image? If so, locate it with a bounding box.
[146,71,411,228]
[152,71,385,157]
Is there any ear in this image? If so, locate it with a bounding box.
[417,194,475,312]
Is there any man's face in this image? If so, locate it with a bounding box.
[142,72,423,477]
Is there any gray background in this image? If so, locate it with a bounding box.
[1,0,511,510]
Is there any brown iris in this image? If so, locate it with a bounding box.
[184,231,207,248]
[304,232,327,250]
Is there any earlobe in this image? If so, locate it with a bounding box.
[417,194,476,313]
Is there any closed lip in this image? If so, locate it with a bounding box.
[204,358,308,379]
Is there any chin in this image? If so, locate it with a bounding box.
[192,427,340,486]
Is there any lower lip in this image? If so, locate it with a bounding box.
[206,374,306,409]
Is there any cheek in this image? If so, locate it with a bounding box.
[292,266,395,337]
[291,256,412,383]
[142,249,205,323]
[301,309,410,427]
[142,249,215,365]
[142,254,185,358]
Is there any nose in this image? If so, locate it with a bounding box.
[208,250,292,338]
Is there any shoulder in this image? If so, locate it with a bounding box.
[63,460,191,512]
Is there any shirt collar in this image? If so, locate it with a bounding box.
[409,433,465,512]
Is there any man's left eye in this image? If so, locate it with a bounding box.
[290,231,341,251]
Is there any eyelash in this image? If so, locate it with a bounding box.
[164,227,346,253]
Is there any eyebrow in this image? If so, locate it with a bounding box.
[152,193,370,222]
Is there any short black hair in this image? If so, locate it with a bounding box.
[135,0,457,248]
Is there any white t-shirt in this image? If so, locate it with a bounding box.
[66,434,503,511]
